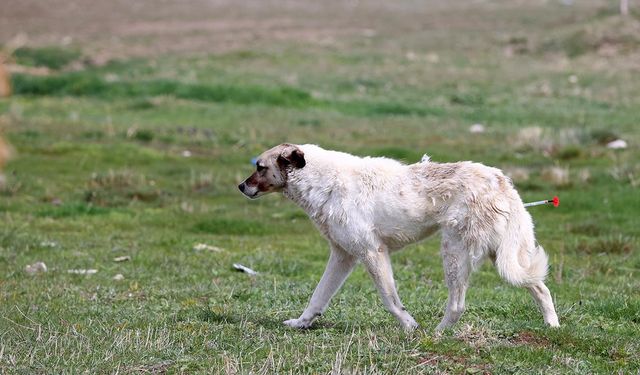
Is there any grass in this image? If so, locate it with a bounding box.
[1,1,640,373]
[12,46,82,70]
[11,73,314,107]
[11,72,445,118]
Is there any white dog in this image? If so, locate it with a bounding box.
[239,143,559,331]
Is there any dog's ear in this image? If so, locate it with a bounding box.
[278,145,305,169]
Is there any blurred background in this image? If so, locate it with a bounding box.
[0,0,638,373]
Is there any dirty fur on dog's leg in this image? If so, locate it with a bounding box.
[527,281,560,327]
[363,248,418,331]
[284,245,357,329]
[436,235,472,332]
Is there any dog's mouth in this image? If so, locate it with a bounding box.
[241,189,259,199]
[239,182,260,199]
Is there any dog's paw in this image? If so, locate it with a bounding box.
[546,318,560,328]
[283,318,312,329]
[402,318,419,332]
[434,322,450,333]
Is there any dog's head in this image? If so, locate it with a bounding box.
[238,143,305,199]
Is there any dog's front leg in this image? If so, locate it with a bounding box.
[284,245,357,329]
[363,249,419,331]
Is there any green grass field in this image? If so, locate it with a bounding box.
[1,1,639,373]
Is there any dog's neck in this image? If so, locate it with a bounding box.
[284,163,329,214]
[282,146,349,222]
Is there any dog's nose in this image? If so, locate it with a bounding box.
[238,182,245,192]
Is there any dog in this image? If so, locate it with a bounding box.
[239,143,559,331]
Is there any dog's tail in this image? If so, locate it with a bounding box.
[494,215,549,287]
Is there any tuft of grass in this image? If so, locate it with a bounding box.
[365,102,429,116]
[85,170,163,207]
[450,92,485,106]
[590,129,620,145]
[296,118,322,127]
[80,130,106,140]
[540,30,592,57]
[13,46,81,70]
[540,166,571,187]
[576,235,635,255]
[188,171,215,193]
[132,129,154,143]
[556,145,583,160]
[568,220,603,237]
[504,167,531,183]
[126,98,157,110]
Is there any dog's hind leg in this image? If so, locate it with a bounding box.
[526,281,560,327]
[436,234,472,332]
[362,248,418,331]
[284,245,357,329]
[494,232,560,327]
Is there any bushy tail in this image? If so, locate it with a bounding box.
[495,235,549,287]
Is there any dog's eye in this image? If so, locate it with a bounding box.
[257,165,266,172]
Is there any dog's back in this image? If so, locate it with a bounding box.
[410,160,548,285]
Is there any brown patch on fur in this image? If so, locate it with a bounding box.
[244,172,271,192]
[497,174,510,191]
[423,163,461,180]
[277,143,305,169]
[257,180,273,192]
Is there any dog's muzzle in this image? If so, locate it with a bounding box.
[238,181,259,199]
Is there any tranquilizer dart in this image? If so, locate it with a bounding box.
[523,196,560,208]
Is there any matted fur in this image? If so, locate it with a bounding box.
[239,144,559,331]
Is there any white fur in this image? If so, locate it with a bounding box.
[260,144,560,331]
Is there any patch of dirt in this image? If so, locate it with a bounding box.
[129,360,173,374]
[510,330,552,348]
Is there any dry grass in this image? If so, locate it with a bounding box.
[576,235,635,255]
[541,166,571,187]
[85,170,163,206]
[188,170,216,193]
[504,167,530,183]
